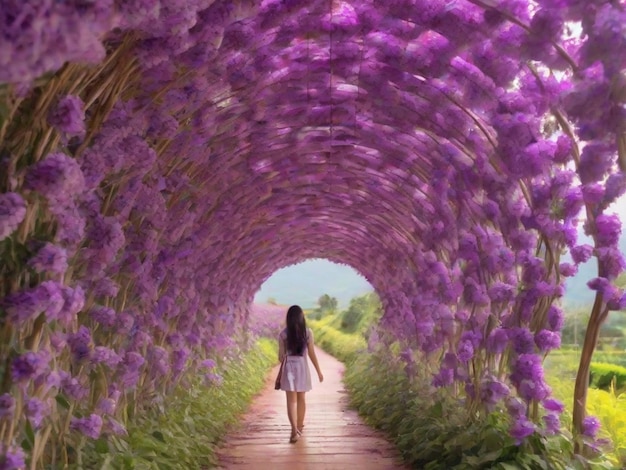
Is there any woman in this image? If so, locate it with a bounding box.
[278,305,324,443]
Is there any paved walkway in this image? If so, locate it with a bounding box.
[216,347,407,469]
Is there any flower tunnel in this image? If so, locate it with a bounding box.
[1,0,626,466]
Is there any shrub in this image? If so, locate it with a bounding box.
[590,362,626,392]
[308,319,366,364]
[345,349,615,470]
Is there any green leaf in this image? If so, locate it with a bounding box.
[152,430,166,442]
[497,464,521,470]
[21,438,32,452]
[95,438,109,454]
[24,419,35,448]
[55,393,70,409]
[123,455,136,469]
[465,449,502,466]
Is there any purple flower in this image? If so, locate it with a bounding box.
[581,183,604,205]
[25,398,48,429]
[603,173,626,206]
[1,288,46,326]
[510,328,535,354]
[0,445,26,470]
[457,339,474,362]
[535,330,561,352]
[432,367,454,387]
[115,311,135,335]
[486,328,509,354]
[543,398,565,413]
[0,192,26,241]
[518,379,551,401]
[590,214,622,247]
[547,306,564,332]
[488,282,516,303]
[587,277,625,310]
[28,243,68,275]
[506,397,527,418]
[67,326,93,362]
[200,359,216,369]
[510,354,550,401]
[172,348,190,375]
[559,262,577,277]
[91,346,122,368]
[57,286,85,326]
[104,417,127,436]
[11,351,49,383]
[597,246,626,280]
[70,414,103,439]
[581,415,601,438]
[510,416,536,443]
[119,351,146,388]
[570,245,593,264]
[96,398,116,415]
[24,152,85,203]
[61,374,89,401]
[0,393,15,418]
[48,95,86,137]
[578,143,613,184]
[148,346,170,375]
[543,413,561,435]
[89,306,117,328]
[480,378,510,405]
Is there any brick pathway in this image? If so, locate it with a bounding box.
[216,347,407,469]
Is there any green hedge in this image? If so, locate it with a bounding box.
[308,318,367,364]
[344,350,617,470]
[590,362,626,392]
[79,338,277,469]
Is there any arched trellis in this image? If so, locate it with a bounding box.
[0,0,625,465]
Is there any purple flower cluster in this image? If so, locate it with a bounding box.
[0,192,26,241]
[0,445,26,470]
[11,351,50,383]
[27,243,68,275]
[510,354,551,402]
[48,95,86,137]
[70,414,103,440]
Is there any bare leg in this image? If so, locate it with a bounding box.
[297,392,306,432]
[285,391,298,442]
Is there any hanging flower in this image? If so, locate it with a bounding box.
[0,192,26,241]
[70,414,103,439]
[28,243,68,275]
[48,95,86,137]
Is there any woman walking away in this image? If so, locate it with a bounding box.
[278,305,324,443]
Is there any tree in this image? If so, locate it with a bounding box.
[317,294,338,312]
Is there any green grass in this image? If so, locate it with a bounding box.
[313,319,618,469]
[545,350,626,467]
[307,316,367,364]
[78,338,278,469]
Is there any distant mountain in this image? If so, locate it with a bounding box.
[253,259,373,309]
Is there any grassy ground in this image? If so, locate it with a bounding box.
[544,349,626,466]
[78,338,278,469]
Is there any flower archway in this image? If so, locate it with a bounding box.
[1,0,625,465]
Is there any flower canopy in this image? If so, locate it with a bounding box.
[1,0,625,464]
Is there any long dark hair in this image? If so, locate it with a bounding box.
[286,305,307,356]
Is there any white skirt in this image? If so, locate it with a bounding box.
[280,355,312,392]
